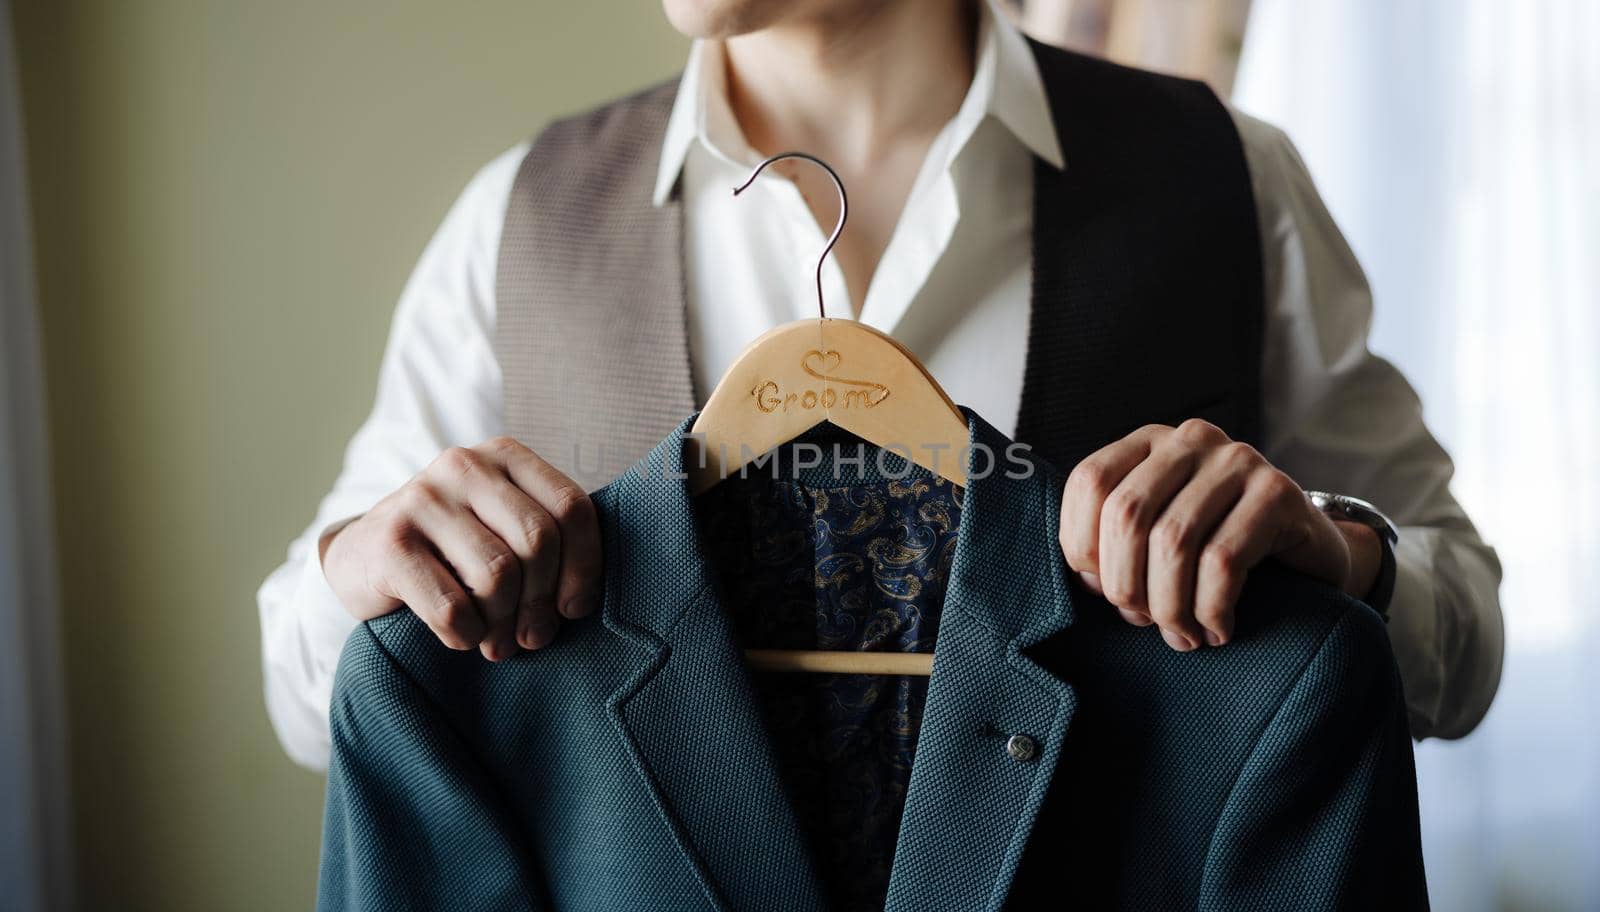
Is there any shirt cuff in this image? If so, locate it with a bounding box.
[261,517,362,771]
[297,522,362,681]
[1384,531,1447,737]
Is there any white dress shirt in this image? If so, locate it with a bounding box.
[259,2,1503,771]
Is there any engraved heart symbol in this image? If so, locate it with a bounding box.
[801,349,843,378]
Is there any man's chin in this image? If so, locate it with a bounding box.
[660,0,799,40]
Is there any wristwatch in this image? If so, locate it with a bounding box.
[1304,491,1399,620]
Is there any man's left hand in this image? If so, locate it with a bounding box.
[1058,419,1383,651]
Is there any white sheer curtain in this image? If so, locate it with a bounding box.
[1236,2,1600,909]
[1,0,73,908]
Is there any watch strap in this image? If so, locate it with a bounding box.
[1362,530,1397,622]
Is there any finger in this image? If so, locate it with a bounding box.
[484,438,603,622]
[1060,425,1166,575]
[1081,571,1152,625]
[1195,472,1306,643]
[381,538,483,651]
[1096,436,1200,632]
[407,490,522,657]
[511,500,562,650]
[1147,451,1252,647]
[1117,607,1155,627]
[459,468,562,659]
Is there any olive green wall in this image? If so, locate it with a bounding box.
[11,2,686,908]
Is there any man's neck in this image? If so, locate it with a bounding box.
[722,0,976,174]
[718,0,978,311]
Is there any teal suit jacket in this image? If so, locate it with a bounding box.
[318,413,1427,910]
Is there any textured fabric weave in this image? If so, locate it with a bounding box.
[1015,46,1264,472]
[493,78,696,491]
[318,411,1428,911]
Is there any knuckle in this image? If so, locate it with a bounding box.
[1265,471,1303,505]
[378,526,414,557]
[482,549,519,585]
[372,510,416,547]
[1159,435,1200,461]
[544,485,591,526]
[431,593,474,630]
[1068,460,1113,502]
[458,555,508,596]
[1102,575,1139,608]
[1177,418,1223,444]
[1221,440,1262,470]
[1195,598,1230,626]
[1202,542,1240,580]
[399,479,444,511]
[1148,599,1183,626]
[482,435,526,459]
[1151,517,1194,561]
[519,510,559,556]
[1106,488,1148,533]
[432,446,482,479]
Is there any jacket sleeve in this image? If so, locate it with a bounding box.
[318,623,540,912]
[1198,604,1429,911]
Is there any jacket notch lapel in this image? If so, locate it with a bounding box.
[598,424,828,912]
[885,413,1080,911]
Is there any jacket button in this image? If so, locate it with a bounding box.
[1006,734,1037,762]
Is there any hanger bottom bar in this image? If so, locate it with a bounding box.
[743,649,935,676]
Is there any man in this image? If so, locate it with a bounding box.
[259,0,1502,772]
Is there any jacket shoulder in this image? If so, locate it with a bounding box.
[1239,562,1394,671]
[1271,569,1403,707]
[333,608,622,733]
[327,612,448,724]
[1039,558,1401,749]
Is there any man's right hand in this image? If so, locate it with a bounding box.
[319,437,601,661]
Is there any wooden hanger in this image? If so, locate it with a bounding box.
[688,152,969,678]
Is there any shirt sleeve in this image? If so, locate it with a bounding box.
[257,142,528,771]
[1230,108,1505,740]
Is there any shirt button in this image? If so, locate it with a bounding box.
[1006,734,1037,762]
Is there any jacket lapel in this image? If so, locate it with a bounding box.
[599,414,1076,912]
[599,421,828,912]
[884,413,1080,912]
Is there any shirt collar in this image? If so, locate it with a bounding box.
[651,0,1064,207]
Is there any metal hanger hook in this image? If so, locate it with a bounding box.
[733,151,848,321]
